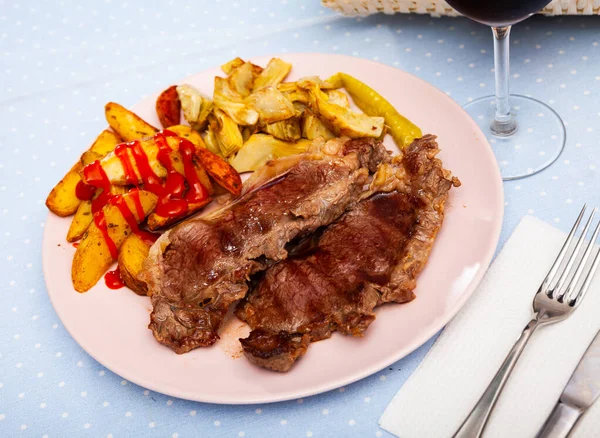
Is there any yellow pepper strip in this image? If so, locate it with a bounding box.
[328,72,422,149]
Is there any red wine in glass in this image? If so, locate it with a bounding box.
[445,0,565,180]
[446,0,554,27]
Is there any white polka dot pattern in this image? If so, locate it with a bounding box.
[0,1,598,437]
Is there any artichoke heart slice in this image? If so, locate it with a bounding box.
[305,84,384,139]
[203,124,223,157]
[245,86,297,125]
[228,61,258,98]
[176,84,212,131]
[211,109,244,157]
[221,57,245,75]
[230,134,311,173]
[213,77,259,126]
[261,116,302,141]
[252,58,292,91]
[325,89,350,108]
[302,110,335,141]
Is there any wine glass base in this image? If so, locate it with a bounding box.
[463,94,566,181]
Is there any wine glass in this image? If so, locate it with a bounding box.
[444,0,565,180]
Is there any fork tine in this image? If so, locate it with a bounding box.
[541,204,587,295]
[549,207,596,298]
[571,233,600,307]
[563,217,600,303]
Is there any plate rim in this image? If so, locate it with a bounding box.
[43,52,504,404]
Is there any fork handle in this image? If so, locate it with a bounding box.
[453,317,544,438]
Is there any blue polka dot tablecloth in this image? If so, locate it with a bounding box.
[1,1,599,437]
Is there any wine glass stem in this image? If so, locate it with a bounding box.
[491,26,516,136]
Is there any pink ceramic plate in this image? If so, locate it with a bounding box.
[43,53,503,404]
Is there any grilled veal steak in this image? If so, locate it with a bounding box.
[236,135,459,371]
[140,137,390,353]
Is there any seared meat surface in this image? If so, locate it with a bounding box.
[140,137,389,354]
[236,135,459,371]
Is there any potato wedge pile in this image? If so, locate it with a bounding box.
[47,57,422,295]
[47,103,241,293]
[118,234,151,296]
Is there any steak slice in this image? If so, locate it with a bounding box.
[140,137,390,353]
[236,135,460,371]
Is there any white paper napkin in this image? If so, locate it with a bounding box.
[380,216,600,438]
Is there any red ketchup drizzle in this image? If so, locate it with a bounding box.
[114,143,139,185]
[104,268,124,289]
[129,188,146,222]
[93,210,118,260]
[83,161,115,214]
[153,131,188,217]
[108,195,158,245]
[80,130,208,255]
[72,242,79,248]
[180,138,209,203]
[75,180,96,201]
[161,129,178,138]
[129,140,162,189]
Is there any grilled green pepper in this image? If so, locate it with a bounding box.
[328,72,422,148]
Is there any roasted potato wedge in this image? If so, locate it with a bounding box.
[105,102,158,142]
[193,161,213,195]
[118,234,151,296]
[89,129,123,155]
[66,186,128,243]
[46,129,123,217]
[166,125,206,149]
[66,199,92,242]
[156,85,181,128]
[80,150,103,167]
[46,162,83,217]
[146,157,213,230]
[82,134,212,193]
[72,190,158,292]
[194,147,242,196]
[84,136,174,185]
[80,130,123,166]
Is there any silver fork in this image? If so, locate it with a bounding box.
[454,205,600,438]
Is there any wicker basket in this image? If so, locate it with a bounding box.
[322,0,600,17]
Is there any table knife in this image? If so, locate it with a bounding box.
[536,329,600,438]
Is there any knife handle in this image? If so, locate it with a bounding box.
[536,402,583,438]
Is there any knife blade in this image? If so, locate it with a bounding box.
[536,329,600,438]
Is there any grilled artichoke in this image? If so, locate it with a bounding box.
[305,84,384,139]
[230,134,310,173]
[213,77,259,126]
